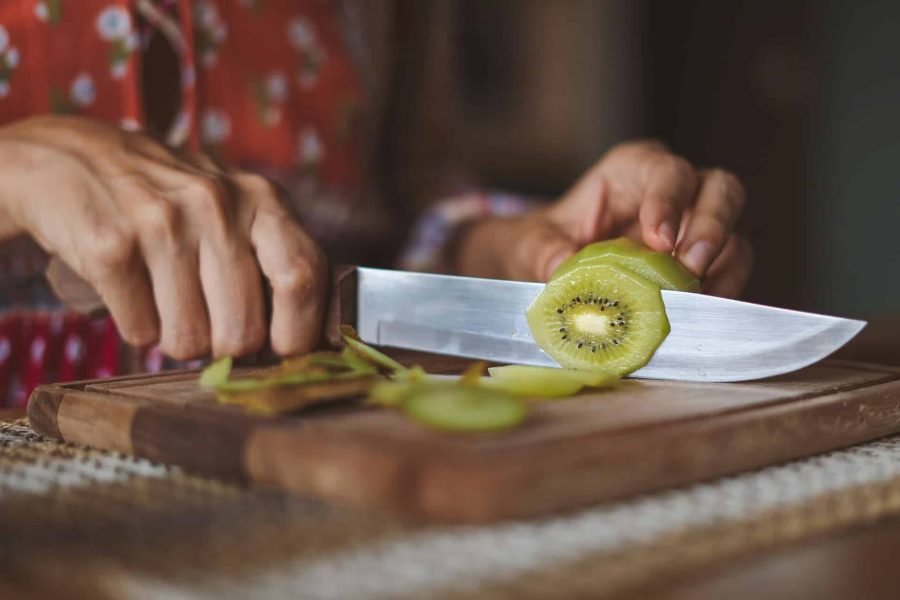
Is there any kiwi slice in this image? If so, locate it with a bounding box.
[552,237,700,292]
[199,356,233,388]
[527,263,670,375]
[483,365,619,397]
[403,385,527,432]
[341,324,406,373]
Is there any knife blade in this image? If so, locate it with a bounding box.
[352,267,866,382]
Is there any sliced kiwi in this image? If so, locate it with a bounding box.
[403,385,527,432]
[552,237,700,292]
[199,356,233,388]
[483,365,619,397]
[341,324,407,373]
[527,263,670,375]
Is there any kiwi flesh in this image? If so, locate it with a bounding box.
[483,365,619,397]
[527,263,670,375]
[552,237,700,292]
[402,385,528,432]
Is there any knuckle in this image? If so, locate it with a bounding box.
[140,199,182,246]
[163,332,210,361]
[84,229,135,277]
[273,255,321,295]
[662,156,697,185]
[188,176,229,211]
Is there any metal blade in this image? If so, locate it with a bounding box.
[355,267,866,382]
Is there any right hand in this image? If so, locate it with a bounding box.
[0,115,326,359]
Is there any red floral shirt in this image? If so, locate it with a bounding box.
[0,0,365,406]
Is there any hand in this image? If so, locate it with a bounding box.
[456,140,753,298]
[0,115,326,359]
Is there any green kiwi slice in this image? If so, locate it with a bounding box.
[403,385,527,432]
[527,263,670,375]
[483,365,619,397]
[552,237,700,292]
[199,356,232,388]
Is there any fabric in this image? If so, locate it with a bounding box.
[0,0,534,406]
[6,415,900,598]
[0,0,364,405]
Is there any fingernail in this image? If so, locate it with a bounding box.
[657,222,676,249]
[681,241,713,276]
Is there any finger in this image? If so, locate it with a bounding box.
[676,169,745,277]
[702,234,753,298]
[526,223,579,282]
[194,175,267,358]
[245,177,326,355]
[638,154,699,252]
[78,233,159,346]
[137,196,212,360]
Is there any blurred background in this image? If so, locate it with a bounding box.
[395,0,900,318]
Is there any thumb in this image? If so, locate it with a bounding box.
[545,173,608,245]
[520,221,579,282]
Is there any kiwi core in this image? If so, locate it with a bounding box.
[571,308,616,336]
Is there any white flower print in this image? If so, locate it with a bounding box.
[0,26,18,98]
[202,109,231,145]
[70,73,96,107]
[266,71,289,102]
[287,17,326,90]
[34,2,48,22]
[195,1,228,69]
[298,127,324,167]
[0,336,10,363]
[96,5,135,79]
[288,18,315,50]
[96,6,132,41]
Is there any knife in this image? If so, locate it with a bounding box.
[46,257,867,383]
[346,267,866,382]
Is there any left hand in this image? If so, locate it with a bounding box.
[456,140,753,298]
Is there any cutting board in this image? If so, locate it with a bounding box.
[26,358,900,522]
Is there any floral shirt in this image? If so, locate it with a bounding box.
[0,0,530,407]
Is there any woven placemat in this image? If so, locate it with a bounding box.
[5,416,900,599]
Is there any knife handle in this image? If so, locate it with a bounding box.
[324,264,358,348]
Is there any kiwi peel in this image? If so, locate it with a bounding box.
[552,237,700,292]
[527,263,670,375]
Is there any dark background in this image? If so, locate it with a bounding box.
[439,0,900,317]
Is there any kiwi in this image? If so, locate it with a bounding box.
[199,356,233,388]
[483,365,619,397]
[526,263,670,375]
[552,237,700,292]
[403,385,527,432]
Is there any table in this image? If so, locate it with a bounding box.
[1,317,898,599]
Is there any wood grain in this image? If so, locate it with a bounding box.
[26,360,900,522]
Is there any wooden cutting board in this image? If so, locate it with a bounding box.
[26,358,900,523]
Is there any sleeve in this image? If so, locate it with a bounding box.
[398,190,539,273]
